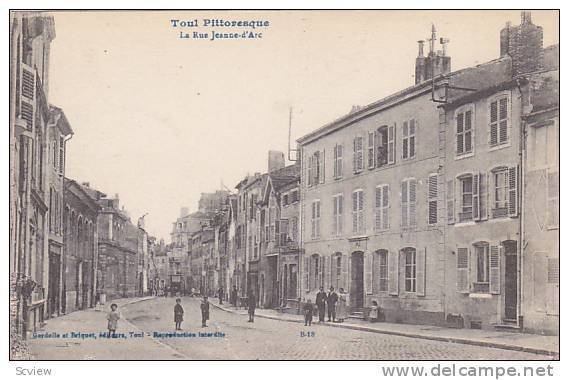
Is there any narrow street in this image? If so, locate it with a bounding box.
[29,298,553,360]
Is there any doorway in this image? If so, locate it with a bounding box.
[503,241,518,322]
[350,252,364,309]
[47,251,61,317]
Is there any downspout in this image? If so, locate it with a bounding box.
[516,78,527,329]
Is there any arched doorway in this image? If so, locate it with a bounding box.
[350,251,364,309]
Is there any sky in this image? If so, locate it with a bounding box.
[47,10,559,241]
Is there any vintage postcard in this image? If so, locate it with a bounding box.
[8,9,559,365]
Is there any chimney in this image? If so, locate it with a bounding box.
[268,150,285,173]
[500,12,544,76]
[82,182,90,187]
[415,25,451,84]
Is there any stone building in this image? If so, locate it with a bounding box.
[62,180,101,313]
[9,12,74,335]
[96,195,139,301]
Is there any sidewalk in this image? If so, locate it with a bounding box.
[210,302,559,357]
[27,296,187,360]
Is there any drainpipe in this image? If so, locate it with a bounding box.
[517,78,526,329]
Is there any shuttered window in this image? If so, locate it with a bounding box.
[474,243,490,286]
[387,124,396,164]
[489,245,501,295]
[388,250,399,296]
[333,144,343,179]
[353,135,364,173]
[456,106,474,156]
[332,254,342,290]
[332,194,343,236]
[402,119,417,159]
[489,95,509,147]
[374,185,389,231]
[403,247,417,293]
[427,174,438,225]
[377,250,388,292]
[401,179,417,228]
[352,190,364,234]
[456,247,469,293]
[491,166,518,218]
[310,200,320,239]
[547,171,559,228]
[367,131,375,169]
[20,64,35,130]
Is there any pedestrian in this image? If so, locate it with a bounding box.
[200,295,210,327]
[247,291,256,322]
[303,299,314,326]
[369,300,380,323]
[327,287,338,322]
[190,287,195,297]
[174,298,184,330]
[230,285,238,307]
[106,303,120,336]
[315,287,328,323]
[336,288,348,323]
[218,287,225,305]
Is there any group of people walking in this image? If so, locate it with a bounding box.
[304,287,348,326]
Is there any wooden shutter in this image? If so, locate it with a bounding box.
[447,178,455,224]
[401,181,408,227]
[490,101,498,145]
[383,186,389,230]
[472,173,480,221]
[368,131,375,169]
[352,191,358,233]
[489,245,501,295]
[337,144,343,177]
[365,251,373,295]
[388,124,396,164]
[416,248,426,296]
[546,257,559,316]
[341,254,348,291]
[358,190,364,233]
[353,137,357,173]
[409,179,417,226]
[388,250,399,295]
[333,145,338,178]
[428,174,438,225]
[20,63,36,131]
[456,247,469,293]
[324,255,331,289]
[304,256,310,293]
[375,186,382,230]
[456,112,464,154]
[307,154,313,187]
[318,256,324,288]
[480,172,488,221]
[508,166,518,217]
[319,149,325,184]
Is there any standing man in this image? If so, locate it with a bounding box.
[218,287,225,305]
[327,287,338,322]
[315,287,328,323]
[231,285,238,307]
[247,291,256,323]
[200,295,210,327]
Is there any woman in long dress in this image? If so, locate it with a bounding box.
[336,288,349,322]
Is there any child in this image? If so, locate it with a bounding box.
[107,303,120,336]
[200,296,210,327]
[303,299,314,326]
[369,300,380,323]
[174,298,184,330]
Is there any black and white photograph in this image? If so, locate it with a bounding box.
[7,7,559,367]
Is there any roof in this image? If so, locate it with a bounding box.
[297,56,512,145]
[441,78,528,110]
[49,105,73,136]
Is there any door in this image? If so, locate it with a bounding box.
[289,264,297,299]
[504,241,518,321]
[350,252,364,309]
[48,252,60,317]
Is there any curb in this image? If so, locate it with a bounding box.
[210,302,558,357]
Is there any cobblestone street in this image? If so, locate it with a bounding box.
[28,297,554,360]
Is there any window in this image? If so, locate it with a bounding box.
[332,194,343,236]
[352,190,364,234]
[403,247,417,292]
[353,135,363,173]
[377,250,388,292]
[427,174,438,225]
[402,119,416,159]
[489,95,509,146]
[333,254,342,290]
[311,200,321,239]
[333,143,343,178]
[456,106,474,156]
[493,169,508,217]
[290,190,299,203]
[459,175,474,222]
[311,254,321,290]
[59,136,65,174]
[308,151,325,185]
[547,171,559,229]
[282,194,289,206]
[401,179,417,228]
[374,185,389,231]
[367,131,375,169]
[529,121,558,169]
[475,243,490,284]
